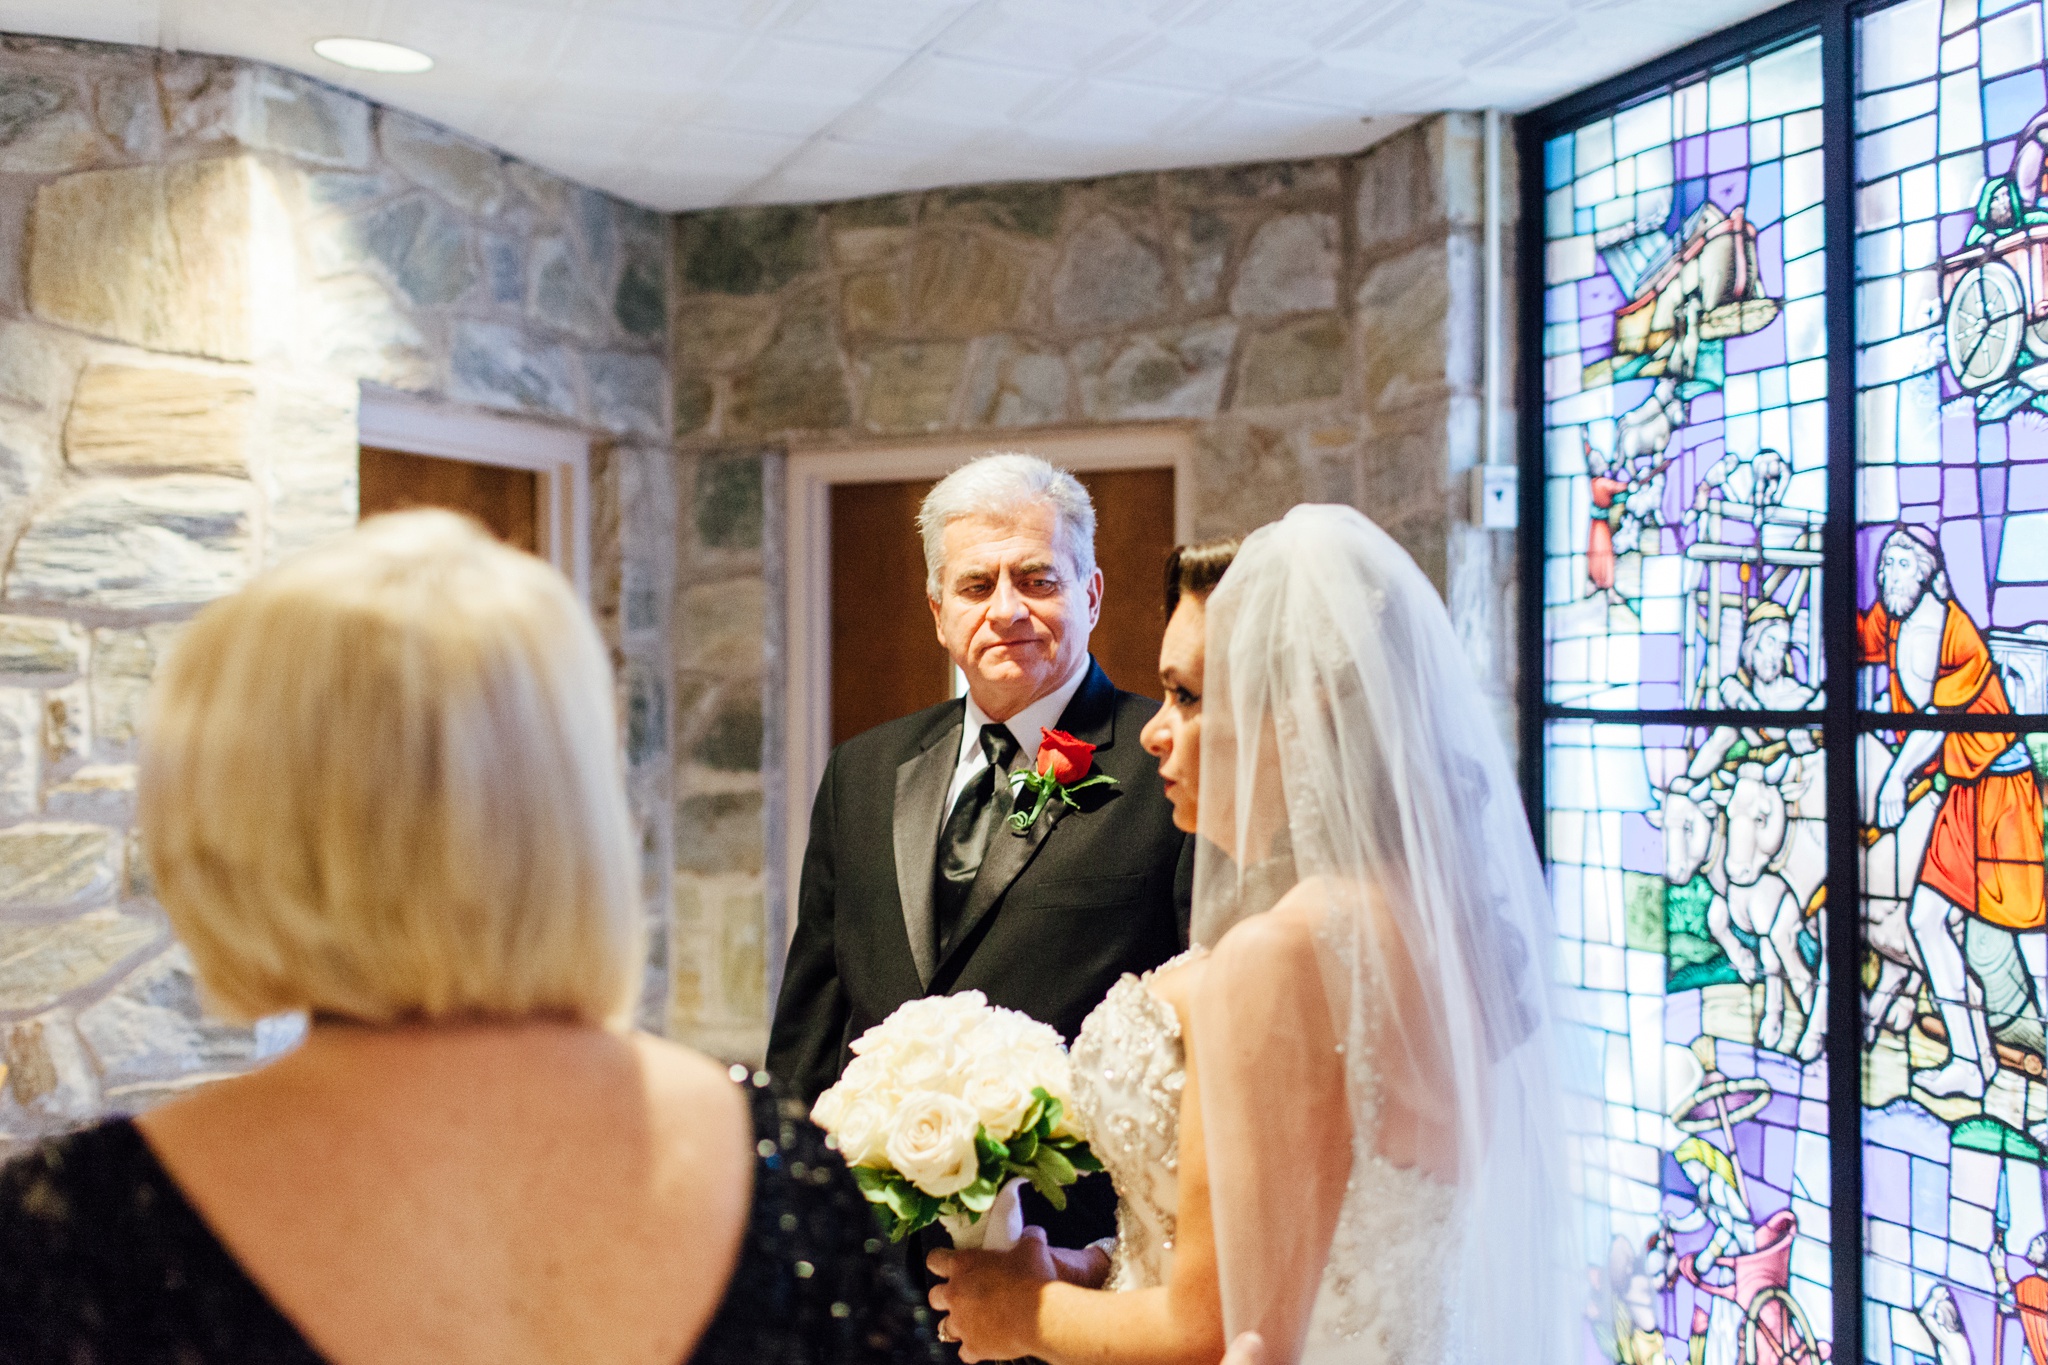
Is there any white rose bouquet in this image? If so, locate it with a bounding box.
[810,991,1101,1245]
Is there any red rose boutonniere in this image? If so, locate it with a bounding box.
[1007,728,1118,832]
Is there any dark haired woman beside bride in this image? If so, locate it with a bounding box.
[929,505,1573,1365]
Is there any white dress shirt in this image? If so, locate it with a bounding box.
[944,663,1091,815]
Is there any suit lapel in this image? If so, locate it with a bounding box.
[933,661,1119,983]
[893,707,962,989]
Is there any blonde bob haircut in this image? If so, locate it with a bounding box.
[139,510,643,1028]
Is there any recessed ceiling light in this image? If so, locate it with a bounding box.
[312,37,434,75]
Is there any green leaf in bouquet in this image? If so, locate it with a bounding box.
[1006,1129,1040,1165]
[1033,1092,1064,1139]
[975,1128,1008,1167]
[1061,1140,1104,1173]
[867,1177,930,1237]
[956,1178,1000,1214]
[1024,1164,1069,1210]
[1035,1144,1077,1186]
[1015,1093,1046,1137]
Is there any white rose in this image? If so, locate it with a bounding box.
[885,1090,984,1197]
[832,1091,897,1167]
[857,993,987,1058]
[837,1053,902,1106]
[960,1062,1037,1141]
[811,1082,849,1132]
[954,1008,1079,1137]
[887,1036,958,1094]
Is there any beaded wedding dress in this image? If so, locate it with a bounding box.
[1063,507,1573,1365]
[1068,945,1455,1363]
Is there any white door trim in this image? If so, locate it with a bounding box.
[779,424,1197,941]
[357,388,593,601]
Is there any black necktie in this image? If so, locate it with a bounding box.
[932,723,1019,961]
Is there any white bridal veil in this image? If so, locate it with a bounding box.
[1188,505,1574,1365]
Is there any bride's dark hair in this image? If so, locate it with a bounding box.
[1162,537,1240,616]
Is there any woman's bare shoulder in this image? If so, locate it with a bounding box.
[633,1033,755,1143]
[1213,879,1336,962]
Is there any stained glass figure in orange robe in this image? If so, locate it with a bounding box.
[1860,524,2045,1099]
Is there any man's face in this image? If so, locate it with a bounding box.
[1879,542,1930,617]
[929,506,1101,720]
[1746,620,1789,683]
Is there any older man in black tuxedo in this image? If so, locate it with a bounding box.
[769,452,1188,1263]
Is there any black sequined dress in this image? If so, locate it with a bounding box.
[0,1083,938,1365]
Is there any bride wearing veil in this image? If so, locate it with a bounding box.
[928,505,1574,1365]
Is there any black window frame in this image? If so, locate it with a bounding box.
[1517,2,1863,1356]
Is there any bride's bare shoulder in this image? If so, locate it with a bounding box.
[1209,884,1325,976]
[1224,875,1341,940]
[1210,876,1393,974]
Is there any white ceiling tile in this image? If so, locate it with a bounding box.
[723,35,909,97]
[1096,35,1305,90]
[6,0,1815,209]
[933,5,1155,72]
[1011,78,1218,142]
[546,15,755,88]
[0,0,156,45]
[767,0,980,49]
[878,53,1071,122]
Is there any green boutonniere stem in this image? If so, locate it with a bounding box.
[1006,768,1117,833]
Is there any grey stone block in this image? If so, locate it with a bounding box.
[1053,215,1167,331]
[449,321,578,418]
[5,476,254,612]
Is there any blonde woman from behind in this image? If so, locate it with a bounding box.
[0,511,937,1365]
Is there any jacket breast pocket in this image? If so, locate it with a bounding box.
[1023,873,1146,910]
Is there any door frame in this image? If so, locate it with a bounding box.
[357,388,593,600]
[779,424,1197,941]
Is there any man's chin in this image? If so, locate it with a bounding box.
[970,664,1035,688]
[973,649,1053,677]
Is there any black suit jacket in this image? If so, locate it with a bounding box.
[768,659,1189,1246]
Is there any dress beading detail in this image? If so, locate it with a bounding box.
[1068,946,1202,1290]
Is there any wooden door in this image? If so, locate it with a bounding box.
[359,445,539,553]
[1077,467,1176,701]
[828,467,1174,746]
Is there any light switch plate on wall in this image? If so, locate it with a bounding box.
[1467,464,1518,529]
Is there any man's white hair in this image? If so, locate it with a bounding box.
[917,453,1097,598]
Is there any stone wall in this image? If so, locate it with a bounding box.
[0,35,674,1148]
[666,114,1517,1062]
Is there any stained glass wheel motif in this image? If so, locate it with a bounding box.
[1855,0,2048,691]
[1854,1,2048,1361]
[1539,32,1837,1365]
[1540,4,2048,1364]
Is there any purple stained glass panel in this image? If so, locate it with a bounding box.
[1856,0,2048,1360]
[1549,720,1833,1365]
[1542,38,1828,713]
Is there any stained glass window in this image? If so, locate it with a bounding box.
[1543,37,1829,713]
[1552,716,1834,1365]
[1537,5,2048,1365]
[1538,34,1838,1365]
[1855,2,2048,1362]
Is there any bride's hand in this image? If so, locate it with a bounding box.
[926,1225,1058,1362]
[1047,1240,1112,1288]
[1222,1332,1266,1365]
